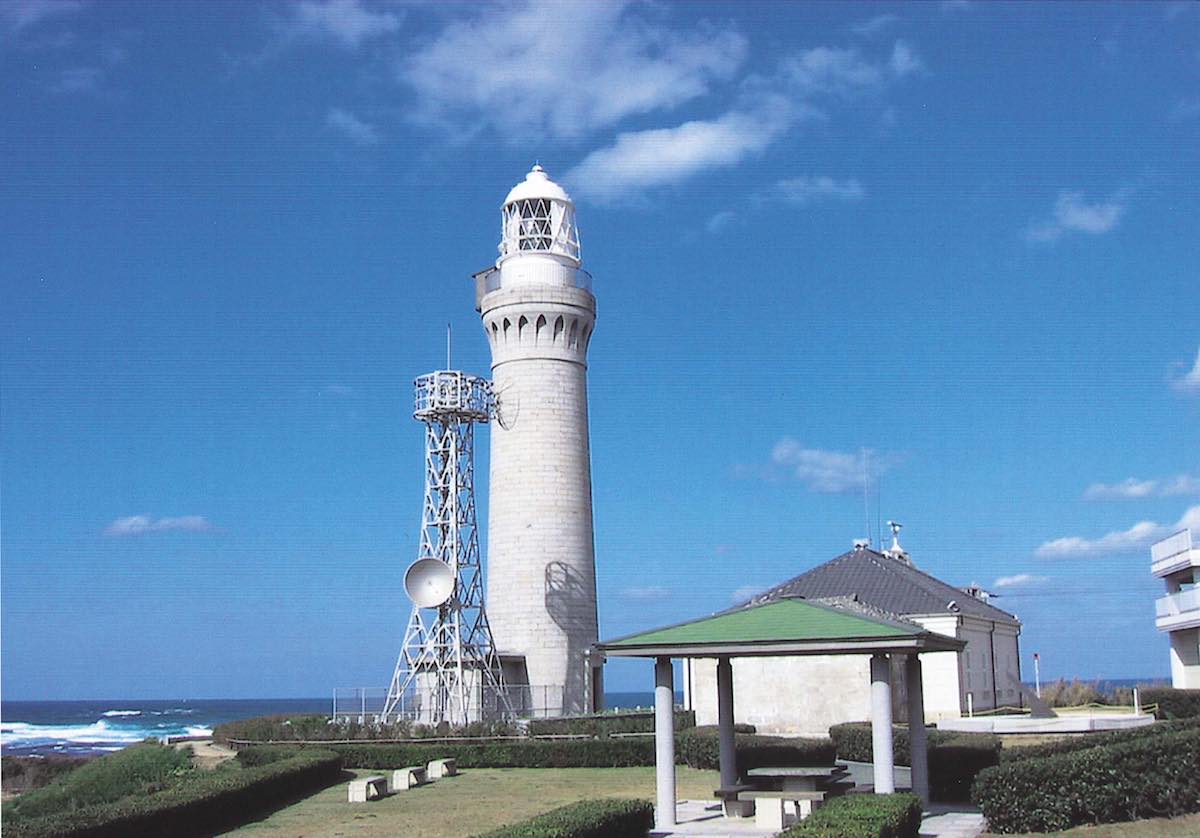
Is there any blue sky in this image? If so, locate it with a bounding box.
[2,0,1198,700]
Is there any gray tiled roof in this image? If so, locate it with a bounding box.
[742,548,1019,625]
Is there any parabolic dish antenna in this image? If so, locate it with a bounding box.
[405,558,455,608]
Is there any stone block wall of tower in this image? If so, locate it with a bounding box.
[481,282,598,716]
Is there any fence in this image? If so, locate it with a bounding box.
[333,684,566,723]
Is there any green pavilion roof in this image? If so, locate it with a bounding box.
[599,597,964,658]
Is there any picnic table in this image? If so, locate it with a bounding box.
[746,765,849,792]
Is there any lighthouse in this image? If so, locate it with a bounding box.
[472,165,599,716]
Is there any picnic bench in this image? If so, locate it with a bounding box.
[389,765,427,791]
[348,774,388,803]
[427,757,458,778]
[741,790,826,830]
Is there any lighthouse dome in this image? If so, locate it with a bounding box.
[499,164,581,266]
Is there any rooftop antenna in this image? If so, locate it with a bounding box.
[861,448,871,547]
[446,322,452,370]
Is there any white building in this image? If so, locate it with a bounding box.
[686,539,1023,735]
[473,166,600,716]
[1152,529,1200,688]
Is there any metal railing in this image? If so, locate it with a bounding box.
[333,684,566,723]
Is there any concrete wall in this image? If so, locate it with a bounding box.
[1171,628,1200,688]
[691,656,873,736]
[481,282,598,716]
[688,614,1022,733]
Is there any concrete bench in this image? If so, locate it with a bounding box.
[740,790,825,830]
[388,765,427,791]
[348,774,388,803]
[426,758,457,779]
[713,784,756,818]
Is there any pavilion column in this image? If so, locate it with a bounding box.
[870,653,896,794]
[906,655,929,805]
[716,657,736,790]
[654,656,677,828]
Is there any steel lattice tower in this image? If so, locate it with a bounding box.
[383,370,512,724]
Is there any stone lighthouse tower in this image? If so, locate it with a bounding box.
[472,165,599,716]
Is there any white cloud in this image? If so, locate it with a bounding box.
[1,0,85,33]
[286,0,401,48]
[1027,191,1124,242]
[993,573,1049,589]
[402,0,746,140]
[622,585,670,601]
[1085,475,1200,500]
[889,40,923,77]
[1172,348,1200,395]
[1035,505,1200,558]
[706,210,736,234]
[326,108,379,144]
[105,515,214,536]
[51,66,102,93]
[768,439,899,494]
[779,46,884,96]
[777,175,864,204]
[731,584,762,603]
[940,0,973,11]
[1169,99,1200,123]
[852,14,899,37]
[565,104,797,203]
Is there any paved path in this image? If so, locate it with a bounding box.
[919,805,987,838]
[651,800,987,838]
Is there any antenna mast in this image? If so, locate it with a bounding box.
[383,370,513,724]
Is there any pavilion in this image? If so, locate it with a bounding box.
[598,597,965,829]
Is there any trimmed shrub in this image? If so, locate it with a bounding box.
[780,793,922,837]
[472,798,654,838]
[236,745,309,767]
[332,738,657,769]
[4,743,192,820]
[999,718,1200,764]
[675,727,834,771]
[829,723,999,802]
[3,749,343,838]
[527,709,695,738]
[972,727,1200,833]
[1143,687,1200,720]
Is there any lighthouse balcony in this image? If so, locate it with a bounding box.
[473,265,591,310]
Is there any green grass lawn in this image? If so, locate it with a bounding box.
[982,813,1200,837]
[226,766,720,837]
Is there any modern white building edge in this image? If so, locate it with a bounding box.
[1153,529,1200,689]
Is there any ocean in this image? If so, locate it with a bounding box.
[3,682,1161,757]
[1,693,664,757]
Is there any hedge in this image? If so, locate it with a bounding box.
[329,730,833,772]
[828,723,1000,802]
[972,726,1200,833]
[472,798,654,838]
[331,738,657,769]
[1142,687,1200,720]
[999,718,1200,764]
[212,714,519,744]
[780,793,922,838]
[4,743,192,820]
[527,709,695,738]
[236,745,317,768]
[4,749,343,838]
[676,727,835,771]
